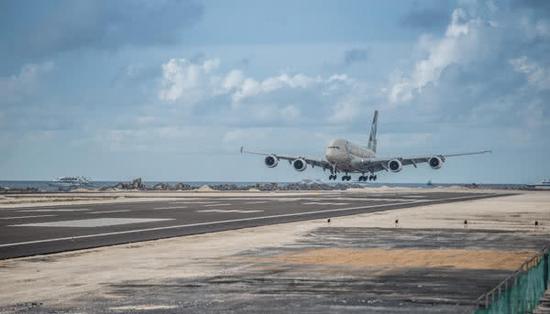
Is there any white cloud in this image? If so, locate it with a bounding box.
[389,8,483,104]
[156,57,369,125]
[509,56,550,90]
[280,105,301,121]
[222,70,245,91]
[520,16,550,40]
[0,62,54,102]
[222,129,266,143]
[158,58,220,105]
[158,58,327,107]
[330,98,361,123]
[231,73,321,103]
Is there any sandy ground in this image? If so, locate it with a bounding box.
[274,248,535,270]
[330,190,550,232]
[0,189,549,308]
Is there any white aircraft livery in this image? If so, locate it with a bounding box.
[241,110,491,181]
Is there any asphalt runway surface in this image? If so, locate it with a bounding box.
[0,191,503,259]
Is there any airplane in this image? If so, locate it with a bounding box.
[240,110,491,181]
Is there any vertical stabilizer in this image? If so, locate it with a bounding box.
[367,110,378,153]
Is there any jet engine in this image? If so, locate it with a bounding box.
[428,156,443,169]
[388,159,403,173]
[264,155,278,168]
[292,158,307,172]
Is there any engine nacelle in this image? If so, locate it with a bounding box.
[388,159,403,173]
[292,158,307,172]
[428,156,443,169]
[264,155,278,168]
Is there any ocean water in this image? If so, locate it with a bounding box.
[0,180,526,192]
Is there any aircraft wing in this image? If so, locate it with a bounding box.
[240,146,332,170]
[358,150,492,173]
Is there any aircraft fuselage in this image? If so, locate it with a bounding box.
[325,138,375,172]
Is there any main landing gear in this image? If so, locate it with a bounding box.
[328,173,377,181]
[358,174,377,182]
[328,174,351,181]
[341,175,351,181]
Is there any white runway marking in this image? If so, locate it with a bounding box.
[335,197,411,202]
[87,210,131,214]
[0,214,56,220]
[153,206,188,210]
[302,202,350,206]
[244,201,268,204]
[197,209,264,214]
[203,203,231,207]
[20,208,90,213]
[0,194,487,248]
[10,218,174,228]
[170,201,219,204]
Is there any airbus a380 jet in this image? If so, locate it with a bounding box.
[241,111,491,181]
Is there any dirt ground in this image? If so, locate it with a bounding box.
[274,248,536,270]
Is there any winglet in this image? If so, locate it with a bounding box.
[240,146,244,154]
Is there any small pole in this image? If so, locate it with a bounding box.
[544,252,549,290]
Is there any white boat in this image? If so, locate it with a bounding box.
[52,176,91,187]
[528,179,550,190]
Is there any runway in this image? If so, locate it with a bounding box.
[0,191,503,259]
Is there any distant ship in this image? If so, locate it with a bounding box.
[51,176,91,187]
[528,179,550,190]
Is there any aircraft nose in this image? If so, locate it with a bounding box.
[325,148,337,162]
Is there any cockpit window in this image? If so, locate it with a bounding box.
[328,146,340,150]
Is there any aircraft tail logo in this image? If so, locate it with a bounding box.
[367,110,378,153]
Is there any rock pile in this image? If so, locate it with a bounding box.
[105,179,366,191]
[0,186,40,194]
[113,178,145,190]
[174,183,193,190]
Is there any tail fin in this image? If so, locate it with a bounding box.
[367,110,378,153]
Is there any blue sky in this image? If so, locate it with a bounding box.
[0,0,549,183]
